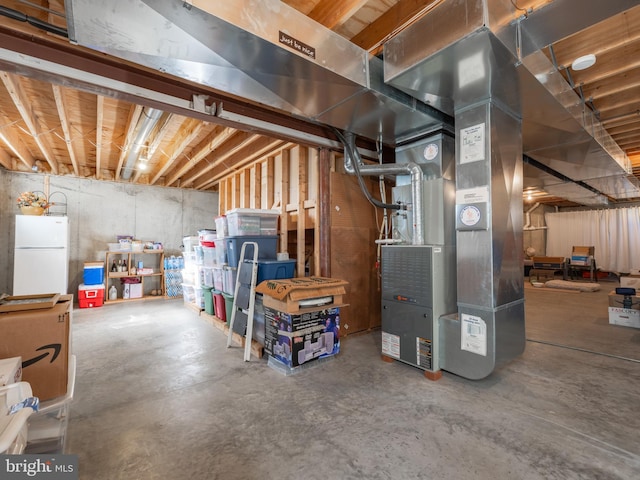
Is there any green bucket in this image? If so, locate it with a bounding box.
[202,286,214,315]
[222,292,234,326]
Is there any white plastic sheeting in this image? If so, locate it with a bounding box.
[545,207,640,272]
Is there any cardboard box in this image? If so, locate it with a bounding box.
[0,295,71,401]
[572,246,595,256]
[0,356,22,386]
[620,275,640,289]
[531,256,565,269]
[608,307,640,328]
[123,282,143,299]
[264,305,340,367]
[607,290,640,309]
[256,277,348,313]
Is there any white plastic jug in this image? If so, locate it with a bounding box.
[109,285,117,301]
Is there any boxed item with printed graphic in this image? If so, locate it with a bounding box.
[0,295,71,401]
[264,306,340,368]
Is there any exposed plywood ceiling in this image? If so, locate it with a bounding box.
[0,0,639,207]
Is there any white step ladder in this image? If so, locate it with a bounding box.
[226,242,259,361]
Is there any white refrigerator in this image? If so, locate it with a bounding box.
[13,216,69,295]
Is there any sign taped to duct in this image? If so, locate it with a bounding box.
[460,123,485,163]
[461,313,487,356]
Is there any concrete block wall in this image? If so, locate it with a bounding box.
[0,170,218,298]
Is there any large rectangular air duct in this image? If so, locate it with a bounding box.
[65,0,449,145]
[385,0,638,201]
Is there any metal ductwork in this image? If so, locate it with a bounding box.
[340,131,425,246]
[121,107,163,181]
[65,0,451,146]
[523,157,609,207]
[384,0,639,202]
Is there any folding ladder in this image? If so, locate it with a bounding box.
[226,242,259,361]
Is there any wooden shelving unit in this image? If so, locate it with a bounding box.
[104,250,165,303]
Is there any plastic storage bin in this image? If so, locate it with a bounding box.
[222,266,237,295]
[25,355,76,455]
[202,246,217,267]
[225,235,278,267]
[226,208,279,236]
[181,283,195,304]
[83,262,104,285]
[213,290,226,322]
[0,381,34,454]
[215,215,228,238]
[182,235,199,252]
[194,286,204,309]
[254,259,296,283]
[78,283,105,308]
[212,266,224,291]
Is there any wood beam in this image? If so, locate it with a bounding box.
[319,148,331,277]
[350,0,439,52]
[95,95,104,179]
[0,114,35,169]
[196,139,288,190]
[308,0,369,29]
[296,147,307,277]
[150,118,204,185]
[52,84,80,176]
[0,71,58,173]
[184,131,257,187]
[166,126,237,186]
[0,146,11,169]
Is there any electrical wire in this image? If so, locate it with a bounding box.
[333,127,403,211]
[510,0,529,16]
[526,338,640,364]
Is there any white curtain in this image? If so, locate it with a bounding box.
[545,207,640,272]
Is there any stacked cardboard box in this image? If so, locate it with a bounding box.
[570,246,594,266]
[256,277,348,368]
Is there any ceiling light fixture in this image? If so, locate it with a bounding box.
[571,54,596,71]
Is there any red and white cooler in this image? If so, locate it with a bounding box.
[78,283,105,308]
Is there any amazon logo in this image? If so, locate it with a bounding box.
[22,344,61,368]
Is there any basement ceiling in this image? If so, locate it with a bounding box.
[0,0,639,208]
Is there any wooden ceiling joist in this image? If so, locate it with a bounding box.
[0,71,58,174]
[52,84,80,176]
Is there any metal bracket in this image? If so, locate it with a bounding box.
[191,94,215,115]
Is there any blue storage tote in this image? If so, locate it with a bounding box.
[225,236,277,267]
[250,259,296,283]
[83,262,104,285]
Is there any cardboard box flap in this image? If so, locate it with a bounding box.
[256,277,348,301]
[572,246,594,255]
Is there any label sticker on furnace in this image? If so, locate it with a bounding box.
[381,331,400,359]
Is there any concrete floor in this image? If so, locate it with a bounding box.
[67,278,640,480]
